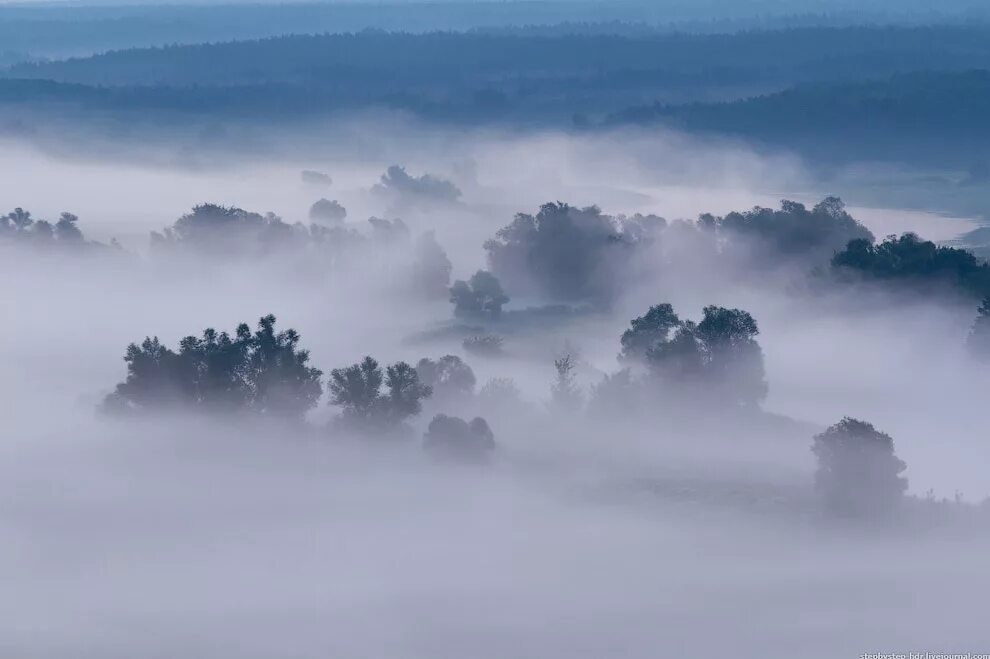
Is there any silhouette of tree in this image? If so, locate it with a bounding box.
[450,270,509,319]
[327,356,383,426]
[55,212,84,242]
[308,198,347,223]
[423,414,495,463]
[416,355,476,402]
[328,356,432,434]
[6,207,33,232]
[812,417,908,517]
[550,353,582,411]
[695,305,767,407]
[619,303,681,362]
[243,314,324,418]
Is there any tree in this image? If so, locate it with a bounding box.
[550,353,582,412]
[55,212,84,242]
[416,355,476,402]
[6,207,33,232]
[812,417,908,517]
[967,297,990,359]
[327,356,383,426]
[646,321,704,381]
[423,414,495,463]
[619,303,681,362]
[328,356,432,434]
[695,305,767,407]
[449,270,509,319]
[243,314,324,418]
[383,361,432,423]
[308,198,347,223]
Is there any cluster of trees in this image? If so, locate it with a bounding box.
[150,204,303,256]
[708,197,874,266]
[611,70,990,164]
[99,308,921,514]
[0,207,101,250]
[484,202,663,305]
[104,318,498,460]
[103,314,323,419]
[372,165,461,205]
[613,303,768,408]
[831,232,990,300]
[149,203,423,271]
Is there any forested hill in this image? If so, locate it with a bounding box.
[2,26,990,166]
[9,26,990,91]
[608,70,990,160]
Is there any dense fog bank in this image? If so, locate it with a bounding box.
[2,121,990,657]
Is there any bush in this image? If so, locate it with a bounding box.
[423,414,495,463]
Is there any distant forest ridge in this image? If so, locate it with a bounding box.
[2,26,990,165]
[9,26,990,89]
[2,0,989,60]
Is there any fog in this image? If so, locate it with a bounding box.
[2,122,989,658]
